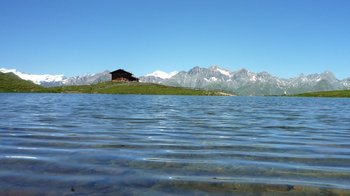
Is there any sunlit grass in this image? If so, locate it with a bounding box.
[46,81,228,96]
[293,89,350,98]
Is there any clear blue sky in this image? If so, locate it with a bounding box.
[1,0,349,79]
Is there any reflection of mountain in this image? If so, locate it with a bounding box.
[141,65,350,96]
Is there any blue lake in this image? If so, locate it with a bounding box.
[0,93,350,195]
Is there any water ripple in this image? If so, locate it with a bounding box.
[0,94,350,195]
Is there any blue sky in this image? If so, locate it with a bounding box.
[0,0,350,79]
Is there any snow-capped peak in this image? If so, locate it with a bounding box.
[0,68,66,85]
[209,65,231,76]
[145,70,178,79]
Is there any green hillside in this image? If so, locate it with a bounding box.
[48,82,230,96]
[0,72,231,96]
[0,72,44,92]
[294,89,350,98]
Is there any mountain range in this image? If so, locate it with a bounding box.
[1,66,350,95]
[141,66,350,96]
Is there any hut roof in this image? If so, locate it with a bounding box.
[110,69,132,75]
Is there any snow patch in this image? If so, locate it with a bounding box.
[210,77,218,82]
[204,77,219,82]
[250,75,257,82]
[216,68,231,77]
[209,65,231,76]
[146,70,178,79]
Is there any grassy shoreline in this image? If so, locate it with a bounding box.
[0,72,233,96]
[44,81,233,96]
[292,89,350,98]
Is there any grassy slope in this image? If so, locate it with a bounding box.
[0,72,230,95]
[0,72,44,92]
[48,82,227,96]
[294,89,350,98]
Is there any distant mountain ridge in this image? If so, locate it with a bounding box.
[0,72,44,92]
[1,66,350,95]
[0,68,111,87]
[140,65,350,96]
[0,68,65,86]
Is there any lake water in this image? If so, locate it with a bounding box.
[0,93,350,195]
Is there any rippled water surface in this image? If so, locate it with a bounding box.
[1,93,350,195]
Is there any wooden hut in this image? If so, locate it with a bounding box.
[110,69,139,82]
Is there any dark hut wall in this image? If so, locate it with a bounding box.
[110,70,139,82]
[111,72,131,81]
